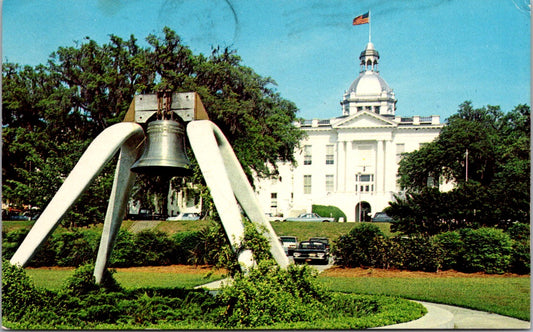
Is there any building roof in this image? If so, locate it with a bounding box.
[347,71,393,96]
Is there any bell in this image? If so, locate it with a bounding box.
[131,119,191,176]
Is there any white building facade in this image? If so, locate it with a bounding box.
[255,42,444,222]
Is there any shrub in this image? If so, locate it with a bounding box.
[52,230,97,266]
[1,259,45,321]
[190,221,231,267]
[63,263,122,296]
[433,231,463,270]
[459,227,512,274]
[170,231,201,264]
[132,230,177,266]
[389,235,441,272]
[506,223,530,274]
[215,261,327,328]
[312,204,347,222]
[332,223,385,267]
[109,229,138,267]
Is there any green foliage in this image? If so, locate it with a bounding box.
[1,259,45,321]
[333,225,520,274]
[53,230,98,266]
[432,231,463,270]
[506,223,530,273]
[312,204,347,222]
[170,230,201,264]
[393,102,530,233]
[3,27,304,224]
[388,235,441,272]
[189,221,232,267]
[332,223,385,267]
[215,261,327,328]
[131,230,177,266]
[459,228,512,274]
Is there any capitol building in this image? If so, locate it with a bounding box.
[254,42,445,222]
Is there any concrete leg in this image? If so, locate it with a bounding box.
[94,133,144,283]
[187,120,289,269]
[9,123,145,268]
[187,120,254,270]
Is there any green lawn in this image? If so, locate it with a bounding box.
[271,221,394,242]
[24,265,530,321]
[318,275,530,321]
[25,267,224,291]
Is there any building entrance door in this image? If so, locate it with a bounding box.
[355,201,371,222]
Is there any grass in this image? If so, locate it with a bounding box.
[271,221,394,242]
[25,266,225,291]
[318,275,530,321]
[24,265,530,321]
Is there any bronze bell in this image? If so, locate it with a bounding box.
[131,119,191,176]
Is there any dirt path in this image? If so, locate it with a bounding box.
[127,220,162,233]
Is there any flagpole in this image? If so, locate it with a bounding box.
[369,9,372,42]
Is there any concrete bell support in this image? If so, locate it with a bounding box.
[10,93,289,284]
[187,120,289,270]
[9,123,145,270]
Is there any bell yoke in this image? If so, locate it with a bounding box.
[10,91,289,283]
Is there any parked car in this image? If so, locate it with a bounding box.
[371,211,394,222]
[127,209,162,220]
[284,213,335,222]
[265,213,283,222]
[279,236,298,256]
[308,237,330,252]
[293,241,330,265]
[5,214,31,221]
[167,212,201,221]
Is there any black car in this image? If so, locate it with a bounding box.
[293,241,330,265]
[308,237,330,251]
[371,212,394,222]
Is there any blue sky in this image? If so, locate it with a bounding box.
[2,0,531,120]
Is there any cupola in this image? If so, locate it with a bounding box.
[341,42,397,117]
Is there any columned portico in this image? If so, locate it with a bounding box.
[254,41,443,221]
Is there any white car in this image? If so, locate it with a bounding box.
[279,236,298,256]
[265,213,283,222]
[284,213,335,222]
[167,212,201,221]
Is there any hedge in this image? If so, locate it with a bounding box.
[332,224,529,274]
[312,204,347,222]
[2,227,206,268]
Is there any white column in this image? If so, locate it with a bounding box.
[384,140,394,194]
[376,140,384,193]
[337,141,346,192]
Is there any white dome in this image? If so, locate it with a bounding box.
[348,71,392,96]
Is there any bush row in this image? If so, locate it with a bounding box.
[332,223,530,274]
[3,259,425,329]
[2,226,210,267]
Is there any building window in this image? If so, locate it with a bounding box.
[304,145,312,165]
[374,106,380,113]
[325,145,334,165]
[270,193,278,209]
[303,175,312,194]
[325,174,334,192]
[355,174,374,193]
